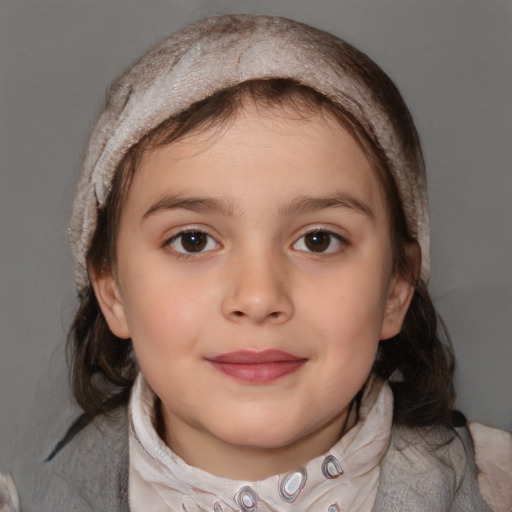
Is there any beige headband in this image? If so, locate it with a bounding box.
[69,14,429,293]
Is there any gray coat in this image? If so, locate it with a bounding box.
[13,409,491,512]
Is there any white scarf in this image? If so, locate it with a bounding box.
[128,373,393,512]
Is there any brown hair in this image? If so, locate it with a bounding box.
[66,79,455,439]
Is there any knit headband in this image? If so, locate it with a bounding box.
[69,14,429,293]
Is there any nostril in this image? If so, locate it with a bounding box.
[233,311,245,317]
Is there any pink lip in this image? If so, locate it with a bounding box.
[207,350,307,383]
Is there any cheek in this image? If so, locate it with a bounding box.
[120,269,217,385]
[127,298,197,406]
[297,262,390,388]
[121,256,210,335]
[301,265,389,341]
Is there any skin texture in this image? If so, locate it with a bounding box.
[92,103,416,480]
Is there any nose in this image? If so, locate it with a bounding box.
[221,250,294,325]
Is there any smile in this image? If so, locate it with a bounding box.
[206,350,307,383]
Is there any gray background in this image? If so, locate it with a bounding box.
[1,0,511,470]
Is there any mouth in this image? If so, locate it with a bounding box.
[206,349,307,383]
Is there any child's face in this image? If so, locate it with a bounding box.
[93,103,414,478]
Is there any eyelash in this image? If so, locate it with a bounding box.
[292,229,348,255]
[165,229,220,257]
[164,228,348,257]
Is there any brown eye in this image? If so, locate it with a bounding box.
[293,230,345,254]
[169,231,218,254]
[304,231,331,252]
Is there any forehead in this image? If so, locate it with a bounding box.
[124,103,388,222]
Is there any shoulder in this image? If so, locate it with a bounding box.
[375,423,494,511]
[0,473,20,512]
[470,422,512,512]
[12,408,129,512]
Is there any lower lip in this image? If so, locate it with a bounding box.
[209,360,306,383]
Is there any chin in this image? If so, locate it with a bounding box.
[213,416,308,451]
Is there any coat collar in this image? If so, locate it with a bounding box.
[129,373,393,511]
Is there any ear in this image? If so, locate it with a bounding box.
[380,242,421,340]
[89,265,131,339]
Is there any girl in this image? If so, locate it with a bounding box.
[4,13,511,512]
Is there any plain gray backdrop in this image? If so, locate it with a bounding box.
[1,0,511,471]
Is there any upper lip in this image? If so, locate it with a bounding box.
[207,349,305,364]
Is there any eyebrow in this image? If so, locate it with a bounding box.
[280,193,374,218]
[141,195,236,222]
[141,191,374,223]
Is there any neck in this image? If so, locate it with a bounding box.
[159,402,352,481]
